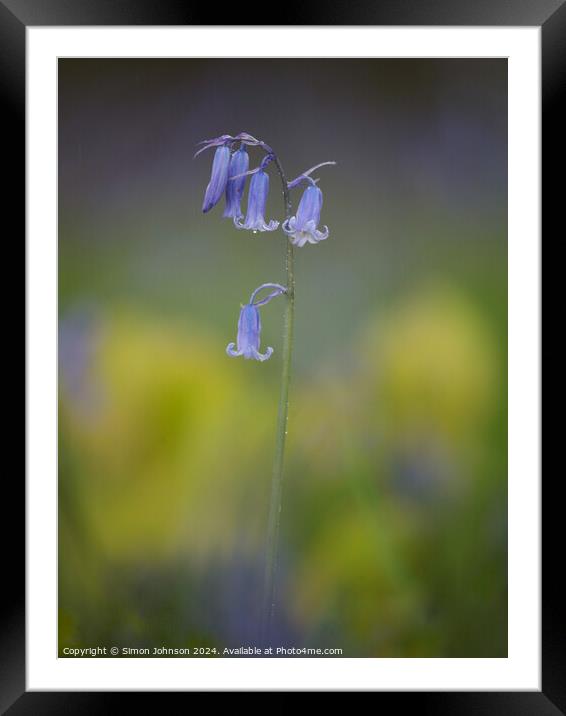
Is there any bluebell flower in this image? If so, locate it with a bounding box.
[226,283,286,362]
[226,304,272,362]
[235,170,279,232]
[202,145,231,213]
[223,145,249,220]
[282,183,329,247]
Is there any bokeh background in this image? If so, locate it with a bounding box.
[58,59,507,657]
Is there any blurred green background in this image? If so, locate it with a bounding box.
[58,59,507,657]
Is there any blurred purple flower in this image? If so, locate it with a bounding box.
[59,305,101,414]
[235,170,279,232]
[282,183,329,247]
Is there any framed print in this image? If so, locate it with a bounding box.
[9,0,557,707]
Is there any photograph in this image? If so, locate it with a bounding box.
[57,57,508,659]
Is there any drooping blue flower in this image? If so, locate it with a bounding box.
[223,145,249,220]
[282,183,329,247]
[202,145,231,213]
[226,304,272,362]
[235,170,279,232]
[226,283,286,362]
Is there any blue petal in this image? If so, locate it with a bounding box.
[223,146,249,219]
[202,146,231,213]
[295,185,322,231]
[254,346,273,362]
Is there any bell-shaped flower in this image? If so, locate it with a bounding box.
[235,170,279,232]
[282,183,329,247]
[226,283,286,362]
[223,146,249,220]
[202,145,231,213]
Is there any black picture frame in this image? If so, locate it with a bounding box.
[8,0,555,708]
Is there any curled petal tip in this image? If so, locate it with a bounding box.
[282,217,295,234]
[309,224,329,242]
[256,346,274,362]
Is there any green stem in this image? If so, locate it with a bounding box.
[261,155,295,646]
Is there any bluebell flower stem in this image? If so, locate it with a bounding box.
[261,155,295,647]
